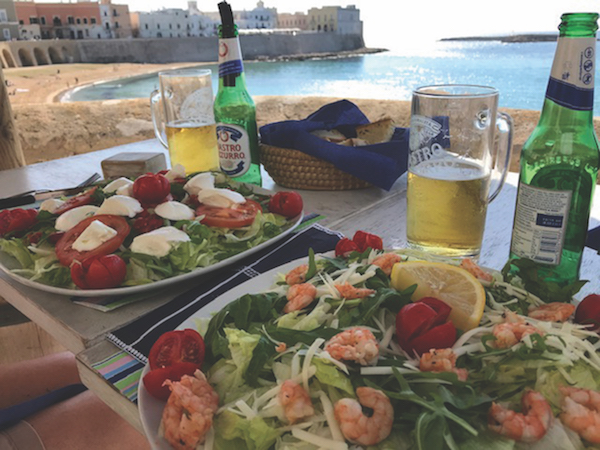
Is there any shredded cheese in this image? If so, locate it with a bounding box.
[303,338,325,391]
[291,427,349,450]
[318,391,344,442]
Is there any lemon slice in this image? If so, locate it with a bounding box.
[391,261,486,331]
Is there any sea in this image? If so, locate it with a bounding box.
[64,40,600,114]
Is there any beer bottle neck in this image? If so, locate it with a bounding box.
[218,31,247,89]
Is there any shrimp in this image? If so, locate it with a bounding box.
[559,386,600,444]
[493,311,542,349]
[419,348,468,381]
[460,258,493,282]
[286,264,308,285]
[325,327,379,365]
[284,283,317,313]
[372,253,402,276]
[275,342,287,353]
[335,282,375,299]
[488,390,552,443]
[334,387,393,446]
[528,302,576,322]
[278,380,315,424]
[162,370,219,450]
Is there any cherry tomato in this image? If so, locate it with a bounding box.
[0,208,37,237]
[53,187,97,215]
[396,297,457,355]
[353,230,383,252]
[335,238,359,257]
[268,191,303,218]
[143,361,199,401]
[70,254,127,289]
[55,215,130,266]
[133,210,165,234]
[148,329,205,371]
[132,173,171,204]
[196,199,262,229]
[575,294,600,332]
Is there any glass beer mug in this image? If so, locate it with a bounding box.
[406,84,513,259]
[150,68,219,174]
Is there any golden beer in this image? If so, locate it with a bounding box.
[165,121,219,173]
[407,160,490,257]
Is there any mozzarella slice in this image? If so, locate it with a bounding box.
[196,188,245,208]
[104,177,134,194]
[95,195,143,218]
[39,198,66,214]
[72,220,118,252]
[154,201,195,221]
[55,205,100,231]
[165,164,186,182]
[130,226,190,257]
[184,172,215,196]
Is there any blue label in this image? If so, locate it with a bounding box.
[219,60,243,78]
[536,213,564,228]
[221,160,245,176]
[546,77,594,111]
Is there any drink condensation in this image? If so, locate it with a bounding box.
[165,121,220,173]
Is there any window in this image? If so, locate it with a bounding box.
[157,23,160,29]
[104,11,107,16]
[76,18,81,24]
[112,9,117,16]
[19,20,23,25]
[53,17,61,26]
[177,23,180,29]
[83,18,87,24]
[90,17,96,24]
[67,16,74,24]
[169,23,172,29]
[40,17,45,25]
[29,17,39,24]
[3,28,10,40]
[0,10,8,23]
[97,33,100,38]
[115,21,119,28]
[144,23,148,29]
[85,29,89,36]
[105,22,109,29]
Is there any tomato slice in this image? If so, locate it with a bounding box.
[53,187,98,215]
[55,214,130,266]
[148,329,205,371]
[143,361,199,401]
[195,199,262,229]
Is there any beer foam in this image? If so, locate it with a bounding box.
[411,159,487,181]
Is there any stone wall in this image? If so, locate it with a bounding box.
[0,33,364,67]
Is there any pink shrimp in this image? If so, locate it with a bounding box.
[325,327,379,365]
[372,253,402,276]
[488,390,552,443]
[419,348,468,381]
[528,302,576,322]
[493,311,543,349]
[559,386,600,444]
[278,380,315,424]
[284,283,317,313]
[460,258,493,282]
[162,370,219,450]
[286,264,308,285]
[334,282,375,299]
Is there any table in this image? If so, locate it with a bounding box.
[1,138,600,434]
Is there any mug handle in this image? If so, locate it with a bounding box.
[488,111,514,203]
[150,89,168,148]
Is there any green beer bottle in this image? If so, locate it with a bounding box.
[509,13,599,285]
[214,1,262,186]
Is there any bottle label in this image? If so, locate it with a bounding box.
[510,182,572,265]
[217,123,251,177]
[218,37,244,78]
[546,36,595,111]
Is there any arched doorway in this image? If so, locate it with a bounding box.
[62,46,71,63]
[18,48,35,67]
[0,58,4,68]
[2,49,15,68]
[48,46,63,64]
[33,47,49,65]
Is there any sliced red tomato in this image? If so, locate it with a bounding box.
[575,294,600,332]
[55,214,130,266]
[143,361,199,401]
[133,210,165,234]
[335,238,359,257]
[70,254,127,289]
[0,208,38,237]
[53,187,97,215]
[148,329,205,371]
[268,191,303,218]
[353,230,383,252]
[196,199,262,229]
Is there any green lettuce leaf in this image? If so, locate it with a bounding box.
[312,358,354,396]
[277,303,332,331]
[213,410,280,450]
[0,238,34,268]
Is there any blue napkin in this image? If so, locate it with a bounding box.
[586,225,600,253]
[259,100,409,191]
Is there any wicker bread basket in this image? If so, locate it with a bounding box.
[260,144,371,191]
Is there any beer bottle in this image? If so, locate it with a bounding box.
[509,13,599,285]
[214,1,262,186]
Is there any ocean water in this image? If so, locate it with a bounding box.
[65,40,600,113]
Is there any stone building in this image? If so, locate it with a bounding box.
[203,1,277,31]
[307,5,362,34]
[277,12,307,30]
[131,3,215,39]
[1,0,22,41]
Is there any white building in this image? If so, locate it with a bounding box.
[132,3,216,38]
[204,1,277,31]
[307,5,361,34]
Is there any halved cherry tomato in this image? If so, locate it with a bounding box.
[148,329,205,371]
[575,294,600,332]
[53,187,97,216]
[70,254,127,289]
[268,191,303,218]
[0,208,37,237]
[335,238,359,257]
[55,215,130,266]
[353,230,383,252]
[396,297,457,356]
[196,199,262,229]
[133,210,165,234]
[133,173,171,204]
[143,361,199,401]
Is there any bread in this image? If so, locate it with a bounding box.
[310,129,347,143]
[355,118,396,145]
[338,138,369,147]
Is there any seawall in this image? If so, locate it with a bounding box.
[0,33,365,68]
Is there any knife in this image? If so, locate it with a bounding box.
[0,173,101,210]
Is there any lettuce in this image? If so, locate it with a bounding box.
[459,430,515,450]
[168,241,214,271]
[277,304,332,331]
[312,358,354,396]
[0,238,34,268]
[536,362,600,410]
[214,410,280,450]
